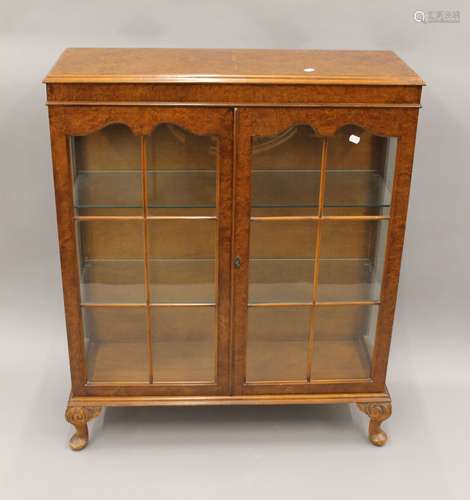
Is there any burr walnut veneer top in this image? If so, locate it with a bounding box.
[44,48,424,85]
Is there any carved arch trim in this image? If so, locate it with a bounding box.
[240,107,419,137]
[49,106,233,137]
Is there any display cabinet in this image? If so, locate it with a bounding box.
[44,48,424,449]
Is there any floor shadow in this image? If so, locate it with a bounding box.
[95,403,361,448]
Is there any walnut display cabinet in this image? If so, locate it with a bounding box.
[44,48,424,450]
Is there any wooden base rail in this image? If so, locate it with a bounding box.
[65,390,392,450]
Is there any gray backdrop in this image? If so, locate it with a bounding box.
[1,1,469,499]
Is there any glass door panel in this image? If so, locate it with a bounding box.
[70,113,229,389]
[317,219,388,302]
[151,307,216,382]
[310,305,379,380]
[246,125,321,383]
[249,220,316,304]
[71,124,142,216]
[148,219,216,304]
[70,125,147,384]
[75,219,147,383]
[147,124,218,383]
[147,124,216,215]
[76,220,145,304]
[76,217,146,382]
[240,115,397,390]
[247,307,310,382]
[251,125,323,215]
[325,125,397,216]
[83,307,148,383]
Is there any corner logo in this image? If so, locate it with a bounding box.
[414,10,461,23]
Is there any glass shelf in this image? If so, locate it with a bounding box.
[76,219,145,303]
[249,258,314,303]
[150,259,215,303]
[73,168,391,211]
[317,258,381,302]
[74,170,216,210]
[324,170,391,210]
[80,259,146,304]
[80,258,216,304]
[252,169,391,210]
[81,256,381,306]
[147,170,216,208]
[75,170,142,208]
[318,219,388,301]
[76,218,217,304]
[248,257,382,304]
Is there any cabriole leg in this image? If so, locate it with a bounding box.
[357,402,392,446]
[65,406,102,451]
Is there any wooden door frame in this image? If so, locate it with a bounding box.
[49,105,234,397]
[231,106,419,396]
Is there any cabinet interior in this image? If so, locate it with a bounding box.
[70,122,394,386]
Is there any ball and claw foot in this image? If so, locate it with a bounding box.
[357,402,392,447]
[65,406,102,451]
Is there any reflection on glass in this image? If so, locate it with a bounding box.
[147,124,217,214]
[84,307,148,383]
[246,307,309,382]
[76,220,145,304]
[148,219,216,303]
[149,260,215,304]
[70,125,141,215]
[249,220,316,303]
[252,170,321,208]
[317,220,388,302]
[152,307,216,382]
[325,126,397,215]
[252,125,322,212]
[310,305,378,380]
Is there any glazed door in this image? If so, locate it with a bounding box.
[232,107,417,395]
[50,107,233,396]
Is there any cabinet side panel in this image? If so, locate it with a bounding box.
[372,110,420,384]
[48,108,87,394]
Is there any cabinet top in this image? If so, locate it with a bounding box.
[44,48,424,86]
